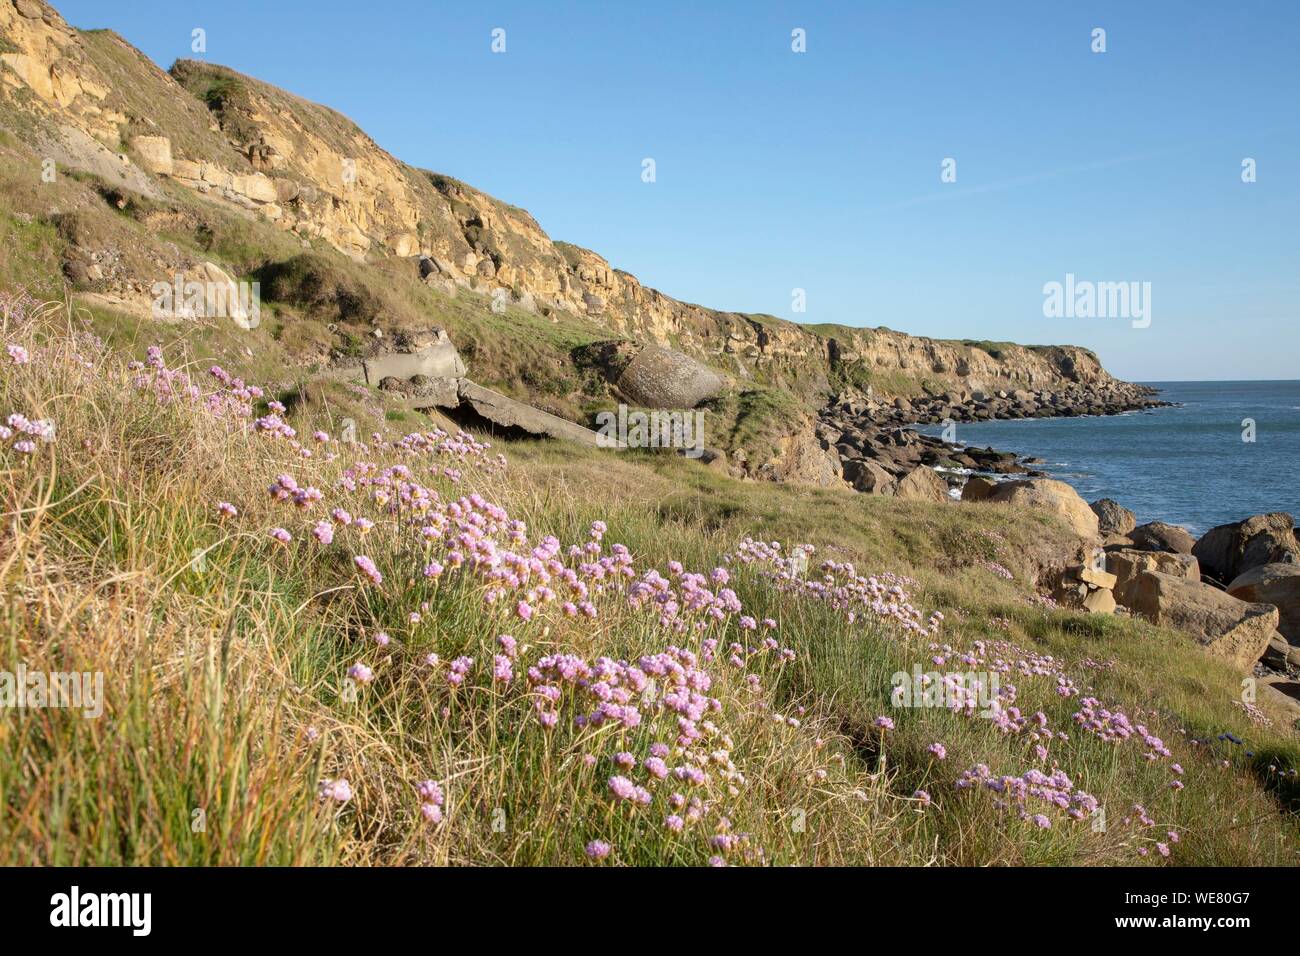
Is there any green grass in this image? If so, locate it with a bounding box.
[0,301,1295,866]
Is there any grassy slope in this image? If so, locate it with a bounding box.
[0,299,1295,866]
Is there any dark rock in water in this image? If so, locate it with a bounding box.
[1193,513,1300,585]
[1090,498,1137,537]
[1130,521,1196,555]
[814,379,1169,499]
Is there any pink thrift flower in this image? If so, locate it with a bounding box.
[319,778,353,803]
[354,555,383,585]
[493,654,513,683]
[348,662,374,684]
[608,775,637,801]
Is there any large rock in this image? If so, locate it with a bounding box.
[1090,498,1136,537]
[1261,674,1300,707]
[1107,548,1200,606]
[894,465,950,503]
[233,173,279,204]
[1082,586,1117,615]
[1130,521,1196,555]
[198,261,256,330]
[361,330,467,384]
[961,476,998,502]
[1260,676,1300,719]
[615,345,723,409]
[987,478,1100,540]
[843,459,896,495]
[1122,570,1279,672]
[455,381,605,447]
[760,426,843,488]
[1193,513,1300,584]
[129,135,173,176]
[1227,563,1300,643]
[1261,632,1300,670]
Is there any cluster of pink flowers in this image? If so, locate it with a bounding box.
[267,473,323,509]
[318,778,353,803]
[0,412,54,455]
[1072,697,1172,761]
[353,555,383,585]
[417,779,445,824]
[115,343,1230,864]
[956,764,1100,825]
[728,538,936,638]
[982,561,1014,580]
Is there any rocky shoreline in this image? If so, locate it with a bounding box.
[1073,499,1300,717]
[859,380,1169,427]
[815,383,1299,718]
[815,382,1171,499]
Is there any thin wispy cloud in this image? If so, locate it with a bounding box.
[874,149,1174,212]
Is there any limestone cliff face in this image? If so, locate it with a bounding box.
[0,0,1131,403]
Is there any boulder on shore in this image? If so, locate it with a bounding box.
[1130,521,1196,555]
[987,478,1100,540]
[1107,547,1200,606]
[1121,570,1278,672]
[1262,632,1300,670]
[894,465,950,503]
[1090,498,1136,537]
[1227,563,1300,644]
[843,459,896,495]
[961,476,998,502]
[1193,513,1300,584]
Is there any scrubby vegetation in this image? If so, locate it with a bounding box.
[0,292,1296,866]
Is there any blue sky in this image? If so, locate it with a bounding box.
[55,0,1299,381]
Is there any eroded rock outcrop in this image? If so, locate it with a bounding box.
[0,0,1148,413]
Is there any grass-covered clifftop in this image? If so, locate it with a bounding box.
[0,293,1296,866]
